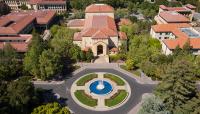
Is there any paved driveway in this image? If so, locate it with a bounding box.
[34,68,156,114]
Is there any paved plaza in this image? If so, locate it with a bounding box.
[34,63,157,114]
[71,72,131,111]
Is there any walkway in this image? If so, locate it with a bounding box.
[93,56,109,63]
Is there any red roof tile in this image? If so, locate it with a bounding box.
[185,4,196,9]
[0,10,55,35]
[82,15,117,37]
[160,5,189,12]
[85,4,114,13]
[92,30,108,39]
[67,19,85,27]
[73,32,82,41]
[159,11,190,23]
[153,23,200,49]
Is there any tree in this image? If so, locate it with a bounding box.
[23,30,45,77]
[138,95,170,114]
[127,34,161,68]
[70,0,94,10]
[154,60,197,113]
[125,59,135,70]
[50,25,60,37]
[115,8,128,18]
[20,4,28,10]
[7,77,35,114]
[174,93,200,114]
[39,49,62,80]
[0,1,11,16]
[85,48,94,62]
[50,27,75,57]
[80,51,86,61]
[31,102,71,114]
[0,43,21,80]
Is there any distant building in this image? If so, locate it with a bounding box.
[28,0,67,14]
[68,4,127,57]
[150,23,200,55]
[3,0,67,13]
[3,0,28,10]
[0,10,56,52]
[155,4,196,24]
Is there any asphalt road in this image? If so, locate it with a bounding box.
[34,69,157,114]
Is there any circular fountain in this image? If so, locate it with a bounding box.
[89,80,113,95]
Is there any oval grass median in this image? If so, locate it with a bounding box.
[104,74,125,86]
[74,90,97,107]
[105,90,128,107]
[76,73,98,86]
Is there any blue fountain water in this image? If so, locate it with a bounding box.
[89,80,113,95]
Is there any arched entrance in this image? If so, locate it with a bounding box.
[97,45,103,55]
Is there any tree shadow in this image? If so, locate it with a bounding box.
[35,89,68,106]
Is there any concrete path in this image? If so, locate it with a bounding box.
[94,56,109,63]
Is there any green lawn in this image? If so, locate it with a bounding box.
[120,65,141,77]
[76,73,97,86]
[105,90,128,107]
[74,90,97,107]
[104,74,125,86]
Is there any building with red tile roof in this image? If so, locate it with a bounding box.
[155,4,196,24]
[151,23,200,55]
[68,4,127,56]
[85,4,114,13]
[0,10,56,52]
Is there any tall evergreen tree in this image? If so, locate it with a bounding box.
[0,43,21,80]
[39,49,62,80]
[174,93,200,114]
[138,95,170,114]
[154,59,197,113]
[23,30,45,77]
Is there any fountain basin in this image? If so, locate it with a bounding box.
[89,80,113,95]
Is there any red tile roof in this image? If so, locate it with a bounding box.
[92,30,108,39]
[73,32,82,41]
[0,10,55,35]
[185,4,196,9]
[152,24,200,49]
[29,0,66,5]
[0,34,32,41]
[0,34,32,52]
[67,19,85,27]
[159,11,190,23]
[85,4,114,13]
[159,5,190,12]
[82,15,117,37]
[152,23,191,32]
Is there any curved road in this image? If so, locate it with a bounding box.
[34,68,156,114]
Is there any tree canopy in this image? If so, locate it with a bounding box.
[154,60,197,113]
[31,102,71,114]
